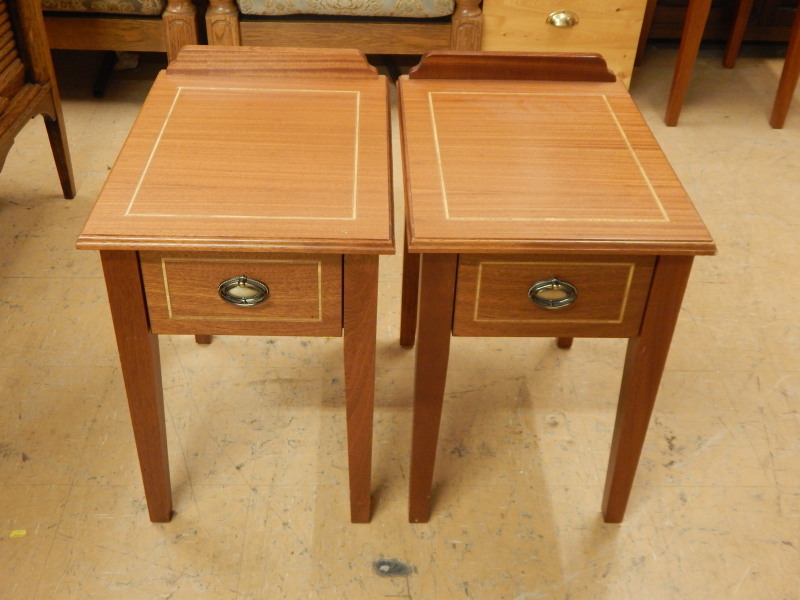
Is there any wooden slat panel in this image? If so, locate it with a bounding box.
[0,56,24,98]
[0,10,12,36]
[0,28,15,60]
[0,38,18,74]
[0,82,45,140]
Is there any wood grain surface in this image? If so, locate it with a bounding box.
[78,50,393,254]
[399,77,715,256]
[481,0,648,86]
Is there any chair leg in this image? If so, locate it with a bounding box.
[635,0,658,66]
[723,0,755,68]
[556,337,574,349]
[770,5,800,128]
[400,229,421,348]
[43,95,76,199]
[92,51,119,98]
[665,0,713,126]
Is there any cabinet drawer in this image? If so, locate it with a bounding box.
[140,252,342,336]
[482,0,647,86]
[453,254,655,338]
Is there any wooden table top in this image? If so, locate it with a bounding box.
[78,52,393,254]
[399,77,715,256]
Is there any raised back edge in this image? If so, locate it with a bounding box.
[167,45,380,79]
[408,50,617,82]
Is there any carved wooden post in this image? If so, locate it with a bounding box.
[163,0,200,62]
[206,0,242,45]
[451,0,483,50]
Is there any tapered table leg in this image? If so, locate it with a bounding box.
[100,251,172,522]
[409,253,458,523]
[43,106,76,199]
[343,254,380,523]
[602,255,694,522]
[400,229,421,347]
[723,0,755,68]
[770,5,800,129]
[665,0,713,126]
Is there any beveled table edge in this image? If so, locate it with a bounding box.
[75,235,396,255]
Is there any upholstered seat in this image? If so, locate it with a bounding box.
[41,0,165,17]
[206,0,482,54]
[237,0,455,19]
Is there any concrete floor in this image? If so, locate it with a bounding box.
[1,45,798,599]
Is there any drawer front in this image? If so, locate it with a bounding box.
[481,0,647,86]
[140,252,342,336]
[453,254,655,338]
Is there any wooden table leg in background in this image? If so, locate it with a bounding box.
[770,4,800,128]
[602,255,694,522]
[343,254,380,523]
[409,253,458,523]
[556,337,574,349]
[100,250,172,523]
[400,230,421,348]
[665,0,713,126]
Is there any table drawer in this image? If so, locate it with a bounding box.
[453,254,655,338]
[140,252,343,336]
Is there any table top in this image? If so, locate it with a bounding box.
[399,76,715,256]
[77,48,393,254]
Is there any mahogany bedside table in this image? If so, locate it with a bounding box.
[77,47,394,523]
[398,52,716,523]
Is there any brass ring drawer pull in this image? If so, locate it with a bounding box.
[218,275,270,306]
[528,278,577,309]
[546,9,579,27]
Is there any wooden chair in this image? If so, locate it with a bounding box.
[205,0,483,53]
[637,0,800,127]
[41,0,200,62]
[1,0,75,198]
[724,0,800,127]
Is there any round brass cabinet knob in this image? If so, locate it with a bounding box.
[218,275,270,306]
[528,278,577,309]
[546,9,579,27]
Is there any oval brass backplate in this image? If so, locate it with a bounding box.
[528,278,578,309]
[218,275,270,306]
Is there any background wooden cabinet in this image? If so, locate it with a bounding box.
[481,0,648,86]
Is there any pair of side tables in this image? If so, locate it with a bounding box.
[77,47,715,525]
